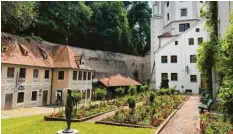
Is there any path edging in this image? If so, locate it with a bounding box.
[154,98,188,134]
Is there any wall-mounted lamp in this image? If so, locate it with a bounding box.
[185,65,189,73]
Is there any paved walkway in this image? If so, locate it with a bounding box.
[159,96,200,134]
[85,110,117,123]
[2,106,63,119]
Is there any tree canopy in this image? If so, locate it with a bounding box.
[1,1,152,56]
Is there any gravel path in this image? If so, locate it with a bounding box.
[159,96,200,134]
[84,110,117,123]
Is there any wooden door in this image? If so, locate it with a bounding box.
[5,94,13,110]
[42,91,48,106]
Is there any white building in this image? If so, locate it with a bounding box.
[151,1,208,94]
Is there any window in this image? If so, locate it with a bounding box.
[196,28,200,32]
[167,13,170,21]
[161,56,168,63]
[78,71,82,80]
[171,73,178,81]
[190,75,197,82]
[171,55,177,63]
[181,9,187,16]
[33,69,39,78]
[161,73,168,80]
[19,68,26,78]
[198,37,203,45]
[31,91,37,101]
[175,41,178,45]
[44,70,50,79]
[179,23,190,32]
[83,72,87,80]
[189,38,194,45]
[167,2,169,7]
[200,1,203,3]
[17,92,24,103]
[73,71,77,80]
[88,72,91,80]
[190,55,197,63]
[58,71,64,80]
[7,67,15,78]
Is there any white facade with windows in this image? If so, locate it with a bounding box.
[151,1,208,94]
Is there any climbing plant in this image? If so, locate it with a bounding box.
[197,1,218,97]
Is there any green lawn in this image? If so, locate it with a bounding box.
[2,114,154,134]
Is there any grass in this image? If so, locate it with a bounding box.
[2,114,154,134]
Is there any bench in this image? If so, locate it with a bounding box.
[200,93,210,103]
[198,99,213,113]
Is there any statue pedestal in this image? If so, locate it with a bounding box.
[57,129,78,134]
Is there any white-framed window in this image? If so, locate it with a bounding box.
[83,72,87,80]
[175,41,178,45]
[19,68,26,78]
[171,73,178,81]
[7,67,15,78]
[190,55,197,63]
[190,75,197,82]
[167,2,169,7]
[161,56,168,63]
[171,55,177,63]
[44,70,50,79]
[88,72,91,80]
[78,71,83,80]
[198,37,203,45]
[31,91,37,101]
[167,13,170,21]
[73,71,77,80]
[189,38,194,45]
[161,73,168,80]
[179,23,190,32]
[33,69,39,78]
[181,8,187,16]
[58,71,64,80]
[17,92,24,103]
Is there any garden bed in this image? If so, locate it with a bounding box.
[44,104,116,122]
[95,95,185,129]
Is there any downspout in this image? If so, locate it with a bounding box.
[50,68,54,105]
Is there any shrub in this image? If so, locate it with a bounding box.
[140,84,148,92]
[149,92,155,104]
[94,88,107,101]
[218,80,233,123]
[127,96,136,109]
[115,87,125,97]
[128,85,137,96]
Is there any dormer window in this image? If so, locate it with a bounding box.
[37,46,48,59]
[18,43,29,56]
[1,46,7,52]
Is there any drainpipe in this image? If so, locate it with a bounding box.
[50,68,54,105]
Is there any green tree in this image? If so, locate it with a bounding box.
[128,85,137,96]
[87,2,131,54]
[32,1,92,45]
[115,87,125,98]
[197,1,218,97]
[94,88,107,101]
[127,2,152,55]
[1,1,37,34]
[72,91,83,109]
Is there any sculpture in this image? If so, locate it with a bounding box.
[62,89,74,133]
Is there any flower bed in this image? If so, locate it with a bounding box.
[44,103,117,122]
[200,112,233,134]
[97,95,185,128]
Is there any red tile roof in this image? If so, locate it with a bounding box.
[1,33,93,70]
[158,32,172,37]
[95,72,141,87]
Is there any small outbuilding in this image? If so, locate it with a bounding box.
[93,72,141,99]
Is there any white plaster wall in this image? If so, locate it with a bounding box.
[155,20,208,94]
[160,37,175,47]
[218,1,232,38]
[164,2,172,26]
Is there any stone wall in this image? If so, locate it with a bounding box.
[44,41,151,83]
